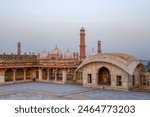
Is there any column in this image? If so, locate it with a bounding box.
[146,75,147,86]
[38,68,42,80]
[80,72,83,80]
[55,69,57,81]
[0,69,6,83]
[142,76,143,86]
[62,69,67,83]
[24,68,27,81]
[73,71,76,81]
[111,74,116,86]
[141,77,143,86]
[13,69,16,82]
[52,69,55,80]
[47,68,50,80]
[82,71,86,83]
[92,72,97,85]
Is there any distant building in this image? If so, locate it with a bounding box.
[146,62,150,70]
[0,27,149,91]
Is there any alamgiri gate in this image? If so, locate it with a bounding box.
[0,27,149,91]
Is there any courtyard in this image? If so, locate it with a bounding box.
[0,82,150,100]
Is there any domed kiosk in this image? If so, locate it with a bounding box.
[76,53,144,91]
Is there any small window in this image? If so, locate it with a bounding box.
[117,75,122,86]
[88,74,92,83]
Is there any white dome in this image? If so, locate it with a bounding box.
[90,48,96,56]
[51,46,62,57]
[40,50,48,59]
[64,49,72,59]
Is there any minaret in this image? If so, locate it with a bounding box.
[79,27,86,61]
[17,42,21,55]
[97,40,102,54]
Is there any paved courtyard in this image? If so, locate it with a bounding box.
[0,82,150,100]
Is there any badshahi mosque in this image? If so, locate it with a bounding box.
[0,27,149,91]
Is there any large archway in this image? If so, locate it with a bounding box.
[98,67,111,85]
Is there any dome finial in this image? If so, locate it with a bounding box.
[80,27,85,32]
[90,47,96,56]
[51,46,62,57]
[55,44,57,49]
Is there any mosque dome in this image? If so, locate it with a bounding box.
[90,48,96,56]
[40,49,48,59]
[64,49,72,59]
[51,46,62,57]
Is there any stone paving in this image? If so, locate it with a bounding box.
[0,82,150,100]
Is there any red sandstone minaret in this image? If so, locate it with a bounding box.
[17,42,21,55]
[80,27,86,61]
[98,40,102,54]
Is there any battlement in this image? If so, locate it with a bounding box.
[0,55,37,62]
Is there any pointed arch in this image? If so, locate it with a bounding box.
[98,66,111,85]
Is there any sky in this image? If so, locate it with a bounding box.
[0,0,150,60]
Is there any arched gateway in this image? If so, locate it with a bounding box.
[98,67,111,85]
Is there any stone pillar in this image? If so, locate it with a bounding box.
[38,68,42,80]
[127,76,129,89]
[128,75,132,88]
[73,71,76,81]
[47,68,50,80]
[122,75,128,87]
[92,72,97,85]
[82,71,86,84]
[62,69,67,83]
[111,74,116,86]
[13,69,16,82]
[55,69,57,81]
[80,71,83,80]
[24,68,27,81]
[141,77,143,86]
[146,76,147,86]
[0,69,6,83]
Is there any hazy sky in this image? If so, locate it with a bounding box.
[0,0,150,60]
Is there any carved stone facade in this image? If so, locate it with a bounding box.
[0,54,79,84]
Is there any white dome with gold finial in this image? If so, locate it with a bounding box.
[40,49,48,59]
[51,45,62,57]
[64,49,72,59]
